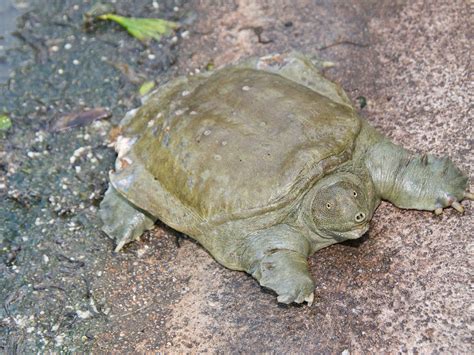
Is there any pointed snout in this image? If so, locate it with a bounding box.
[354,212,366,223]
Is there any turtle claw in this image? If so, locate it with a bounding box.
[100,185,157,253]
[304,292,314,306]
[464,192,474,200]
[114,239,127,253]
[277,294,293,304]
[277,291,314,306]
[451,201,464,213]
[434,193,470,215]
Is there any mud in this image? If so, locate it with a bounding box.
[1,0,472,353]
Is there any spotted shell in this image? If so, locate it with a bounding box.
[109,54,360,231]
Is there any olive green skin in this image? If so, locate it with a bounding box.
[100,53,471,305]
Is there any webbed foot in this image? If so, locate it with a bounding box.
[434,191,474,215]
[99,185,156,251]
[251,249,315,305]
[277,288,315,306]
[424,156,471,215]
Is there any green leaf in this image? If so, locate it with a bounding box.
[139,81,155,96]
[0,114,12,131]
[98,14,179,42]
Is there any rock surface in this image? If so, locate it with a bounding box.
[95,0,473,352]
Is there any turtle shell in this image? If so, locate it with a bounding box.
[110,63,360,229]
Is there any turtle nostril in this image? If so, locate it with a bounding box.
[355,212,366,223]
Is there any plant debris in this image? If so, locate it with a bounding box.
[51,108,111,132]
[139,81,155,96]
[0,114,12,131]
[97,14,179,42]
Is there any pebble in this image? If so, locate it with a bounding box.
[70,146,89,164]
[76,310,92,319]
[72,59,80,65]
[27,151,42,158]
[35,131,45,142]
[64,43,72,50]
[148,54,156,60]
[51,45,59,52]
[55,334,65,346]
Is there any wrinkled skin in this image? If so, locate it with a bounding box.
[99,53,472,305]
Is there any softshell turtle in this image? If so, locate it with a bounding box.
[100,52,472,305]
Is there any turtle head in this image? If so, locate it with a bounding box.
[310,172,372,240]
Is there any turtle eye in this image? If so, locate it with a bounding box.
[326,202,332,209]
[353,191,358,197]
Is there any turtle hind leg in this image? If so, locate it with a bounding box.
[245,52,353,108]
[99,185,157,252]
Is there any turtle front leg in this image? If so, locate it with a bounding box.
[365,140,472,214]
[99,185,157,251]
[240,225,314,305]
[252,249,315,305]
